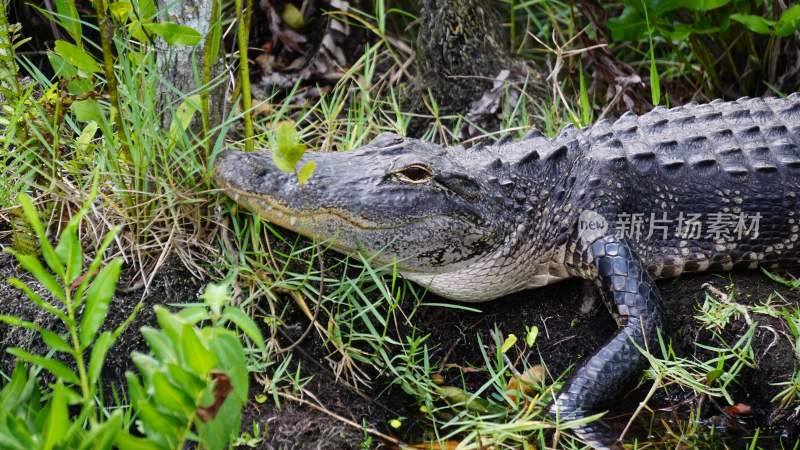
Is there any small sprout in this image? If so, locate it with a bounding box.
[201,282,229,317]
[388,418,402,429]
[272,121,306,173]
[525,325,539,347]
[500,334,517,354]
[255,394,267,404]
[418,404,429,413]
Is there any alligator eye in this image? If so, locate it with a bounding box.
[393,164,433,184]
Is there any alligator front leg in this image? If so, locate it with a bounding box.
[551,235,665,449]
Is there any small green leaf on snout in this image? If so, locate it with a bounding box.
[297,161,316,185]
[272,121,306,173]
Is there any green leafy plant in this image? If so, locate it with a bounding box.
[0,191,134,448]
[121,282,258,450]
[0,193,260,449]
[607,1,800,96]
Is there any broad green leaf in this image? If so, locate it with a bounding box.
[88,331,115,386]
[608,7,648,42]
[135,399,182,444]
[54,221,82,285]
[667,23,696,41]
[297,160,316,185]
[125,371,145,405]
[128,20,148,42]
[681,0,729,11]
[109,1,133,22]
[47,50,78,78]
[7,348,80,385]
[41,330,72,353]
[167,363,207,397]
[54,40,101,74]
[134,0,157,22]
[143,22,202,46]
[180,323,217,376]
[80,258,122,347]
[272,121,306,173]
[11,253,65,302]
[140,327,177,362]
[152,371,195,416]
[43,382,69,450]
[0,435,27,450]
[730,14,775,35]
[132,351,161,384]
[0,364,29,411]
[777,5,800,37]
[175,305,208,324]
[168,94,202,142]
[71,99,105,124]
[67,78,94,96]
[221,307,266,351]
[208,332,248,402]
[54,0,82,44]
[18,193,64,279]
[200,387,242,450]
[154,306,185,347]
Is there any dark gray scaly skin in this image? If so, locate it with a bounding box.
[214,95,800,449]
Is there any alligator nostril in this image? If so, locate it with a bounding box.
[254,166,268,177]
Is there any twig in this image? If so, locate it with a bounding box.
[277,390,403,446]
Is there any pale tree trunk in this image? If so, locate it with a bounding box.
[155,0,227,131]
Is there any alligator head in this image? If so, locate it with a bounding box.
[214,132,564,302]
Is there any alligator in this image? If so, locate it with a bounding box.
[214,95,800,449]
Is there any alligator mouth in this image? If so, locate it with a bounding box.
[223,187,447,268]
